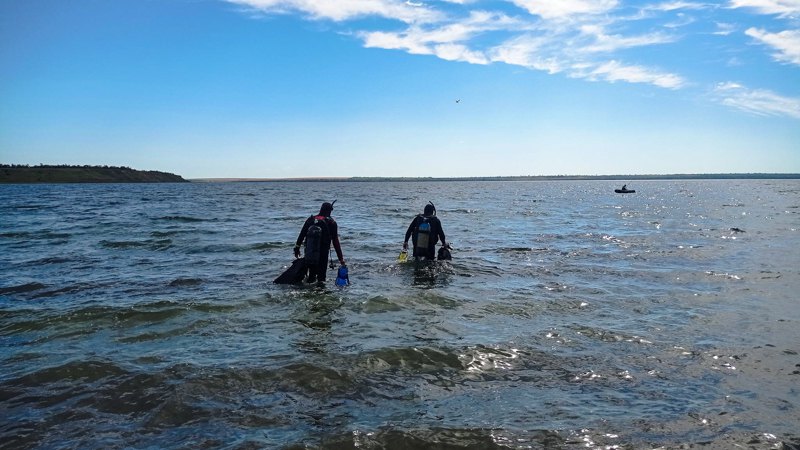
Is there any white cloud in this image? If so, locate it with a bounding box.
[746,27,800,65]
[714,22,737,35]
[728,0,800,17]
[225,0,442,23]
[487,35,687,89]
[588,60,687,88]
[649,1,709,11]
[362,30,433,54]
[433,43,489,63]
[578,24,677,52]
[361,11,522,63]
[488,35,567,73]
[713,82,800,118]
[510,0,619,19]
[225,0,705,90]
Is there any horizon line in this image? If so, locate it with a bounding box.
[189,173,800,182]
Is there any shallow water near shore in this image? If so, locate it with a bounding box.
[1,180,799,449]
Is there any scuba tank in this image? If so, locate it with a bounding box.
[413,202,437,256]
[415,219,431,252]
[304,216,326,263]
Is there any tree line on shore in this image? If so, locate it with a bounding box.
[0,164,187,183]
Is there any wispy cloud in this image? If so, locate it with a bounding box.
[488,34,568,73]
[713,82,800,118]
[225,0,442,23]
[486,32,686,88]
[361,11,519,63]
[222,0,796,103]
[578,24,678,52]
[746,27,800,65]
[714,22,737,35]
[509,0,619,19]
[645,1,711,12]
[586,60,687,88]
[728,0,800,17]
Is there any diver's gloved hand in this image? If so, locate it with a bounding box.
[339,259,346,266]
[293,246,300,258]
[402,242,408,250]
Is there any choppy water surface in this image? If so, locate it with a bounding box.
[1,180,799,449]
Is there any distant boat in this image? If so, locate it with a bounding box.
[615,188,635,194]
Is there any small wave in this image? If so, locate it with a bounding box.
[278,363,354,395]
[100,240,150,249]
[6,359,128,389]
[572,325,652,345]
[187,242,277,253]
[100,239,172,250]
[151,230,184,237]
[0,231,71,240]
[320,427,565,450]
[497,247,533,253]
[117,323,201,343]
[0,282,47,295]
[28,256,71,265]
[704,271,742,280]
[461,345,522,373]
[154,215,207,223]
[249,242,284,250]
[29,282,97,299]
[169,278,204,287]
[9,204,52,211]
[361,296,403,313]
[358,346,464,373]
[0,231,29,239]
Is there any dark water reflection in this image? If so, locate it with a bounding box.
[1,180,799,449]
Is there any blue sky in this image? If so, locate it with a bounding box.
[1,0,798,178]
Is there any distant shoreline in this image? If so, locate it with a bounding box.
[191,173,800,182]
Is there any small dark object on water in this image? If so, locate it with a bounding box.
[730,227,746,233]
[615,184,635,194]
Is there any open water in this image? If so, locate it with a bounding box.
[1,180,799,449]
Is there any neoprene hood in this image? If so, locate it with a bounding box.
[320,201,335,216]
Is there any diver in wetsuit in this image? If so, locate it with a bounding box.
[403,203,447,260]
[294,202,345,284]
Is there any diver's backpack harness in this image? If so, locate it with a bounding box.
[304,215,329,264]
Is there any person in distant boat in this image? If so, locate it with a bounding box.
[294,201,345,284]
[403,202,447,260]
[621,184,627,190]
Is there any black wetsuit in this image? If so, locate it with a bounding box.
[404,214,446,260]
[296,215,343,282]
